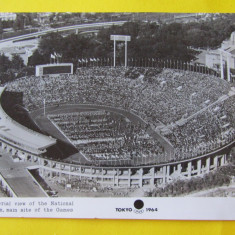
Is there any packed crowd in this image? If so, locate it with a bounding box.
[165,95,235,159]
[5,67,234,163]
[49,110,164,164]
[6,67,230,126]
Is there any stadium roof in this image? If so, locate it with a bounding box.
[0,87,56,154]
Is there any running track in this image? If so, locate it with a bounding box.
[29,104,174,157]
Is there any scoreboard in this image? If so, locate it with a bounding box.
[35,63,73,76]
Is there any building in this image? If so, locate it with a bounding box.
[0,13,17,21]
[36,13,53,25]
[205,32,235,82]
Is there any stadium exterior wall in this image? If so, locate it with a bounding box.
[0,138,233,188]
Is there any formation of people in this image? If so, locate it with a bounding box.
[49,110,164,165]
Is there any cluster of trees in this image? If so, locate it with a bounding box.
[29,22,197,65]
[28,15,235,67]
[0,13,39,32]
[1,14,235,82]
[28,32,96,66]
[0,54,34,84]
[183,14,235,48]
[12,13,38,31]
[0,19,14,30]
[146,164,235,197]
[0,14,39,40]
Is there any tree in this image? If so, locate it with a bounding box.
[11,54,24,70]
[0,19,3,35]
[61,34,90,61]
[0,71,15,84]
[49,13,56,23]
[38,32,64,57]
[0,54,11,72]
[13,14,25,31]
[28,49,48,66]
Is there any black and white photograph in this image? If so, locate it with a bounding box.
[0,12,234,219]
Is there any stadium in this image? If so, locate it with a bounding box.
[0,61,234,197]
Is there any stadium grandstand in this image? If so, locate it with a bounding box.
[0,63,234,196]
[0,87,56,156]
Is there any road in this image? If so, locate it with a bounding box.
[0,150,46,197]
[0,21,126,44]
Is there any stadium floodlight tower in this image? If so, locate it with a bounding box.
[110,35,131,67]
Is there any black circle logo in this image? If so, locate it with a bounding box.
[134,200,144,210]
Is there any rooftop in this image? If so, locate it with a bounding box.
[0,87,56,154]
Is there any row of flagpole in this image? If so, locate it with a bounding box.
[48,52,219,77]
[50,52,62,64]
[76,57,220,77]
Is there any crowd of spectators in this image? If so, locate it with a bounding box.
[165,95,235,159]
[6,67,230,126]
[5,67,234,164]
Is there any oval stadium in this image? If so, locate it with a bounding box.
[0,65,234,197]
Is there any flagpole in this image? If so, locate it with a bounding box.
[43,99,46,116]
